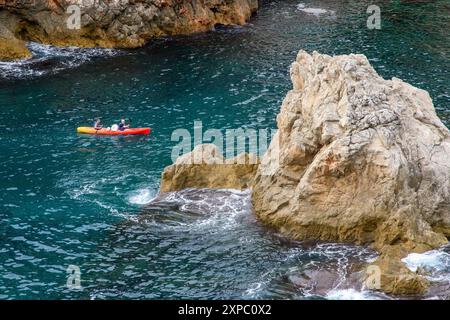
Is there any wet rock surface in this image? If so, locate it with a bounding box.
[0,0,258,59]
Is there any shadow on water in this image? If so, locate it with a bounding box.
[76,134,152,143]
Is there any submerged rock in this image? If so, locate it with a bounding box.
[288,267,367,297]
[160,50,450,296]
[0,0,258,60]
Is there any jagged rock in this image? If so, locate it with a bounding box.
[252,51,450,249]
[251,50,450,294]
[365,245,429,295]
[0,0,258,60]
[159,50,450,295]
[160,144,259,192]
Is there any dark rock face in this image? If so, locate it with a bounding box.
[0,0,258,59]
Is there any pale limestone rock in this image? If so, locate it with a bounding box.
[252,50,450,294]
[253,51,450,251]
[160,144,259,192]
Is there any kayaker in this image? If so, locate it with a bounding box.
[118,118,130,131]
[94,118,103,130]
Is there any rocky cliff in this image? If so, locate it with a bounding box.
[0,0,258,60]
[160,51,450,295]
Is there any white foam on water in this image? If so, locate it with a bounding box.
[243,242,379,299]
[308,243,378,267]
[402,251,447,272]
[326,288,379,300]
[0,60,43,79]
[65,180,125,217]
[190,189,251,231]
[67,183,98,200]
[92,199,120,216]
[233,93,265,106]
[300,8,330,15]
[27,42,116,57]
[0,42,121,79]
[144,189,388,300]
[144,188,252,232]
[296,3,334,16]
[243,270,274,299]
[243,281,264,298]
[67,181,103,201]
[128,188,156,205]
[402,247,450,282]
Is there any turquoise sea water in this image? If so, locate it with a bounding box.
[0,0,449,299]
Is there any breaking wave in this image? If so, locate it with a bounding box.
[402,246,450,282]
[128,188,156,205]
[0,42,121,80]
[326,288,383,300]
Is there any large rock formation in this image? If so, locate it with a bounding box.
[159,51,450,295]
[253,51,450,250]
[0,0,258,60]
[252,51,450,294]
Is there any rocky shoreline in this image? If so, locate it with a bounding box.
[2,1,448,298]
[159,51,450,296]
[0,0,258,60]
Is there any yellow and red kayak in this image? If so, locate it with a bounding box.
[77,127,151,135]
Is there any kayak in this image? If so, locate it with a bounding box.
[77,127,151,135]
